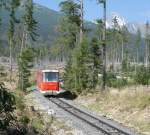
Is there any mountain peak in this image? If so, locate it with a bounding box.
[111,12,126,27]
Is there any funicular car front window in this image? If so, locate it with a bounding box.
[44,72,58,82]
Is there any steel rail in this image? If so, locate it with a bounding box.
[49,97,136,135]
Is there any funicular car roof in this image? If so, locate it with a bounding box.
[42,70,59,73]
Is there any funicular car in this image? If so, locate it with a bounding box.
[37,70,60,95]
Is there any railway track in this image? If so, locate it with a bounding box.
[49,97,138,135]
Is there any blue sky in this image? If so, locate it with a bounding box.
[34,0,150,23]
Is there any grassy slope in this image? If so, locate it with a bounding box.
[75,87,150,135]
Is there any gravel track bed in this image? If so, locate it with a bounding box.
[27,90,102,135]
[27,90,139,135]
[54,98,137,135]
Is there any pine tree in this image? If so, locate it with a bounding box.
[63,57,75,90]
[74,38,91,92]
[111,16,121,71]
[135,28,141,73]
[57,0,80,58]
[90,38,102,88]
[74,39,88,92]
[21,0,37,49]
[122,50,129,73]
[145,21,150,67]
[64,38,91,93]
[121,26,129,63]
[18,48,34,91]
[18,0,37,91]
[97,0,107,90]
[95,19,103,41]
[76,0,84,42]
[7,0,20,81]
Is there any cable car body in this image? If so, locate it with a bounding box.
[37,70,60,95]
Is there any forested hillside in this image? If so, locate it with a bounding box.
[0,3,146,60]
[0,4,60,56]
[0,3,96,58]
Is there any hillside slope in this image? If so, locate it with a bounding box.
[0,3,146,59]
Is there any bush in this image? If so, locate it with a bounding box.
[134,66,150,85]
[0,83,16,130]
[20,115,30,126]
[106,72,127,88]
[15,94,25,111]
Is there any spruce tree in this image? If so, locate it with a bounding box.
[64,38,91,93]
[7,0,20,81]
[90,38,101,88]
[57,0,80,57]
[145,21,150,67]
[18,48,34,91]
[74,38,91,92]
[18,0,37,91]
[135,28,141,73]
[63,57,75,90]
[97,0,107,90]
[21,0,37,49]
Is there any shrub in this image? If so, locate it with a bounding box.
[20,115,30,126]
[0,83,16,130]
[106,72,127,88]
[134,66,150,85]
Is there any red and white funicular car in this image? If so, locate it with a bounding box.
[37,70,60,95]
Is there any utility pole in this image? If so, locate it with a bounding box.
[100,0,107,90]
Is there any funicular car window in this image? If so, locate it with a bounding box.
[44,72,58,82]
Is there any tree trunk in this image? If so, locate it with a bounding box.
[135,48,139,73]
[145,43,148,67]
[24,33,28,48]
[79,0,84,43]
[21,29,25,52]
[9,39,13,82]
[102,1,107,90]
[121,39,124,62]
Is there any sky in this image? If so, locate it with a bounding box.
[33,0,150,23]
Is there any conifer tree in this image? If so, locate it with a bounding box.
[64,38,92,93]
[63,57,75,90]
[74,38,90,92]
[58,0,80,57]
[95,19,103,41]
[145,21,150,67]
[121,26,129,63]
[21,0,37,49]
[90,38,101,88]
[97,0,107,90]
[18,48,34,91]
[18,0,37,91]
[76,0,84,42]
[135,28,141,72]
[7,0,20,80]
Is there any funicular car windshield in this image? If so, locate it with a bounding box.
[43,72,58,82]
